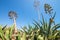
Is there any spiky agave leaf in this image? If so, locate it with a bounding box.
[0,25,4,40]
[21,32,26,40]
[4,28,10,40]
[48,31,59,40]
[52,24,60,34]
[9,25,14,39]
[27,25,33,35]
[2,25,7,30]
[33,20,41,29]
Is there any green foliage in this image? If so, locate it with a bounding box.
[0,0,60,40]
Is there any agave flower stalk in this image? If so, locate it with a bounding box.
[44,4,53,18]
[8,11,18,40]
[8,11,18,34]
[34,0,40,21]
[13,17,17,34]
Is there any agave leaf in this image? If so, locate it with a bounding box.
[0,25,2,33]
[41,13,45,25]
[53,32,59,37]
[49,32,59,39]
[33,23,38,29]
[53,25,60,33]
[9,25,14,38]
[33,20,40,29]
[2,25,7,30]
[52,12,56,19]
[52,24,60,30]
[21,32,26,40]
[40,21,43,25]
[28,25,33,34]
[47,18,52,36]
[0,33,4,40]
[0,25,4,40]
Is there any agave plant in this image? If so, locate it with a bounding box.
[33,1,60,39]
[33,12,60,40]
[20,25,38,40]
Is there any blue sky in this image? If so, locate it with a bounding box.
[0,0,60,28]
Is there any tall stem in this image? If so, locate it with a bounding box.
[13,17,16,28]
[13,17,17,34]
[37,9,40,22]
[34,0,40,22]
